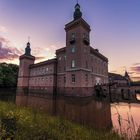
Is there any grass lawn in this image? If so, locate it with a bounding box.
[0,101,123,140]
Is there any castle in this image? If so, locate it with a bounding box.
[17,3,108,97]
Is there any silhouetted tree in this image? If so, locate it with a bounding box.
[0,63,19,87]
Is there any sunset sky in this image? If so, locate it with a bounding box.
[0,0,140,80]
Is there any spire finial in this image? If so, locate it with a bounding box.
[73,1,82,20]
[25,37,31,56]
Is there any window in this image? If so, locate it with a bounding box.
[83,33,86,38]
[59,57,61,61]
[86,34,89,39]
[84,47,86,53]
[42,68,45,74]
[72,33,76,39]
[91,66,93,72]
[64,66,66,71]
[72,74,76,83]
[59,66,61,72]
[71,60,76,68]
[46,68,49,72]
[46,77,48,81]
[64,55,66,60]
[83,33,89,40]
[71,45,76,53]
[64,76,66,83]
[85,74,88,82]
[86,61,88,69]
[91,75,94,84]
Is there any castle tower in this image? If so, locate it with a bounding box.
[124,70,131,86]
[17,42,35,96]
[65,3,92,96]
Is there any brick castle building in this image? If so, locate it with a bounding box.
[17,3,108,97]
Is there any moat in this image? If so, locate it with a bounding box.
[0,89,140,135]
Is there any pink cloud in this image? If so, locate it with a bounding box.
[132,63,140,66]
[130,66,140,74]
[0,36,23,61]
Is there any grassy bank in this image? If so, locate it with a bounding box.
[0,101,122,140]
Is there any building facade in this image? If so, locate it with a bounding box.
[17,3,108,97]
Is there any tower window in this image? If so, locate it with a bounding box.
[72,33,76,39]
[72,74,76,83]
[71,45,76,53]
[84,46,87,53]
[83,33,89,39]
[71,60,76,68]
[83,33,86,38]
[83,33,89,45]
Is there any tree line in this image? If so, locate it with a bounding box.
[0,63,19,88]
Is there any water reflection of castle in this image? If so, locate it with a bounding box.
[17,3,108,97]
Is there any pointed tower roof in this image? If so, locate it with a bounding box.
[25,41,31,56]
[125,71,129,77]
[73,2,82,20]
[124,70,131,81]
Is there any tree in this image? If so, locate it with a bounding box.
[0,63,19,87]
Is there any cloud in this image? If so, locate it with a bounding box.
[32,44,58,60]
[127,65,140,81]
[0,26,7,33]
[132,63,140,66]
[0,36,23,61]
[131,77,140,81]
[130,66,140,74]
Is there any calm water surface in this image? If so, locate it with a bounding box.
[1,89,140,135]
[111,94,140,137]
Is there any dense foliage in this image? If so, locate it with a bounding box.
[0,63,19,87]
[0,101,122,140]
